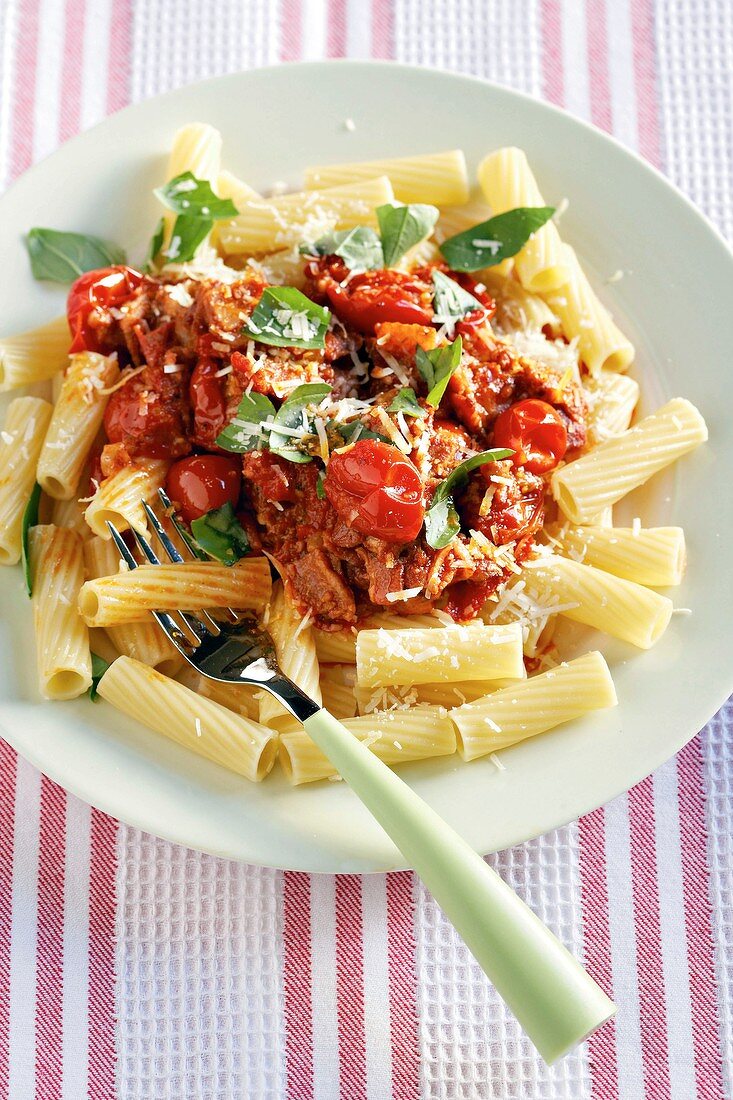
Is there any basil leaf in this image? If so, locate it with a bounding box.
[387,388,427,418]
[269,382,332,463]
[144,217,165,272]
[424,449,513,549]
[21,482,41,596]
[336,421,391,446]
[26,228,126,283]
[432,270,484,331]
[88,653,111,702]
[439,206,555,272]
[301,226,384,272]
[215,391,277,453]
[316,471,327,500]
[416,337,463,408]
[154,172,238,220]
[190,502,250,565]
[244,287,330,350]
[163,214,213,264]
[377,202,439,266]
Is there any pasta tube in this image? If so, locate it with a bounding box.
[320,679,357,720]
[584,371,640,442]
[313,612,443,664]
[84,459,168,537]
[259,583,322,730]
[51,493,90,538]
[97,656,278,781]
[0,316,69,390]
[558,525,686,587]
[78,557,272,626]
[354,677,521,714]
[37,352,119,499]
[195,675,261,722]
[551,397,708,523]
[304,150,469,205]
[29,525,92,699]
[209,169,261,248]
[279,706,456,785]
[547,246,634,374]
[356,621,524,689]
[0,397,52,564]
[523,555,673,649]
[452,651,616,761]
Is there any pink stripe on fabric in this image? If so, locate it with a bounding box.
[9,0,40,179]
[385,873,421,1100]
[585,0,613,132]
[629,0,662,167]
[676,740,726,1098]
[327,0,347,57]
[59,0,86,143]
[578,810,619,1099]
[627,779,671,1098]
[280,0,302,62]
[282,872,314,1100]
[370,0,393,60]
[539,0,564,107]
[106,0,133,115]
[88,809,116,1100]
[334,876,367,1100]
[35,777,66,1100]
[0,743,17,1100]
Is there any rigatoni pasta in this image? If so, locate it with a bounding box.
[0,315,69,390]
[304,150,469,205]
[29,525,92,699]
[84,460,168,537]
[557,525,686,587]
[258,583,322,731]
[0,396,52,564]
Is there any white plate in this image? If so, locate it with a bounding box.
[1,61,732,872]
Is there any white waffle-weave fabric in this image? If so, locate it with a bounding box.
[0,2,731,1098]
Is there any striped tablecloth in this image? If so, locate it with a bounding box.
[1,2,731,1097]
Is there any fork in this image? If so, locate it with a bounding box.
[104,489,615,1064]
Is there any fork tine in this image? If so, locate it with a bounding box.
[141,500,184,564]
[106,522,138,569]
[157,488,206,561]
[130,526,160,565]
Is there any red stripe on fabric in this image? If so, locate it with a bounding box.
[88,809,117,1100]
[280,0,302,62]
[577,809,619,1099]
[629,0,662,166]
[0,743,17,1100]
[35,777,66,1100]
[334,876,367,1100]
[282,872,314,1100]
[540,0,564,107]
[327,0,347,57]
[106,0,133,115]
[676,740,726,1099]
[9,0,41,178]
[59,0,86,143]
[385,872,421,1100]
[627,779,671,1098]
[370,0,393,60]
[585,0,613,132]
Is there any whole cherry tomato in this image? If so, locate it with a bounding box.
[166,455,242,524]
[324,439,424,543]
[492,399,568,474]
[190,358,228,447]
[324,270,432,335]
[67,266,143,353]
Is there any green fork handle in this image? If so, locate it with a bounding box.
[303,708,615,1064]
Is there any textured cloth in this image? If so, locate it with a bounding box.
[0,1,732,1097]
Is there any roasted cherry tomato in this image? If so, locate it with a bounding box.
[492,399,568,474]
[324,439,424,543]
[67,266,143,353]
[324,270,432,335]
[190,358,228,447]
[166,455,242,524]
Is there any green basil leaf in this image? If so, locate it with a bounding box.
[88,653,112,701]
[26,228,126,283]
[154,172,238,220]
[190,502,251,565]
[432,270,484,331]
[316,471,327,499]
[215,391,277,453]
[424,449,513,549]
[336,421,391,446]
[244,287,330,350]
[21,482,41,596]
[269,381,332,463]
[144,217,165,272]
[387,388,427,418]
[301,226,384,272]
[439,206,555,272]
[416,337,463,408]
[163,214,213,264]
[376,202,439,266]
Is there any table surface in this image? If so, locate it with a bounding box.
[0,1,731,1098]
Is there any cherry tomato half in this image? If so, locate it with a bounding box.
[67,266,143,353]
[324,270,432,335]
[190,358,228,448]
[166,455,242,524]
[492,399,568,474]
[324,439,424,543]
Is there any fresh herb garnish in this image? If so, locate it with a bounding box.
[316,471,327,499]
[215,391,277,453]
[154,172,239,220]
[243,287,330,350]
[301,226,384,272]
[376,202,439,266]
[424,449,513,549]
[388,388,427,418]
[190,502,250,565]
[432,270,484,331]
[337,422,391,445]
[269,382,332,463]
[144,217,165,272]
[164,216,214,264]
[21,483,41,596]
[25,229,126,283]
[439,206,555,272]
[88,653,112,701]
[416,337,463,408]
